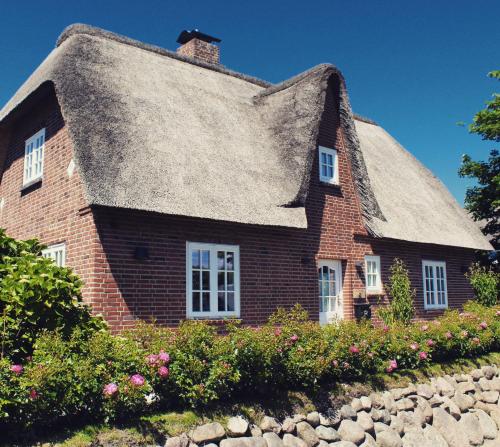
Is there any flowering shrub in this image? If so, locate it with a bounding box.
[0,302,499,434]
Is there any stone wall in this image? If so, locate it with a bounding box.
[164,365,500,447]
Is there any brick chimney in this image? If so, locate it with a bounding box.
[176,29,221,65]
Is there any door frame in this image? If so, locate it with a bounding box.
[317,259,343,325]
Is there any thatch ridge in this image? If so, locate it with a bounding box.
[57,24,271,88]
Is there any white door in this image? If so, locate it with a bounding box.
[318,260,343,325]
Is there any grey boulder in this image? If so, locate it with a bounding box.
[188,422,225,444]
[338,419,365,445]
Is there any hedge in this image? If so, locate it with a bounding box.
[1,301,499,433]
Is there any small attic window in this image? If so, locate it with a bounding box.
[23,128,45,186]
[318,146,338,184]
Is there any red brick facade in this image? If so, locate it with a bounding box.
[0,81,475,331]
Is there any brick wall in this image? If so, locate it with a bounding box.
[0,88,100,305]
[0,81,476,331]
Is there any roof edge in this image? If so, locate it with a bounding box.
[353,113,378,126]
[57,23,271,88]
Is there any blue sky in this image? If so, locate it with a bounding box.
[1,0,498,203]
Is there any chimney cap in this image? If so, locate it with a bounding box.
[176,29,221,45]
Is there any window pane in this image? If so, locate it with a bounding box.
[327,166,333,178]
[327,154,333,165]
[322,281,329,298]
[321,152,327,164]
[217,251,225,270]
[192,292,200,312]
[227,292,235,311]
[226,252,234,271]
[192,250,200,268]
[192,271,200,290]
[227,272,234,291]
[202,292,210,312]
[201,250,210,269]
[218,292,225,311]
[322,164,327,177]
[202,271,210,290]
[218,271,225,291]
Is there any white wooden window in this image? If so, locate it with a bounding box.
[23,128,45,185]
[318,146,339,184]
[365,255,381,293]
[186,242,240,318]
[422,260,448,309]
[42,243,66,267]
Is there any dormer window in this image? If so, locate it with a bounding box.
[23,128,45,186]
[318,146,338,184]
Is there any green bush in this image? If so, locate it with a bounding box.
[467,262,499,306]
[1,302,499,435]
[377,258,415,325]
[0,230,104,359]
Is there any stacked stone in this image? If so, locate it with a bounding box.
[165,365,500,447]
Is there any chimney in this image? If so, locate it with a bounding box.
[176,29,221,65]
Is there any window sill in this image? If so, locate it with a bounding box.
[20,177,43,195]
[319,180,340,187]
[187,315,241,320]
[424,306,448,311]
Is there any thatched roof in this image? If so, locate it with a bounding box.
[0,24,492,251]
[355,120,492,250]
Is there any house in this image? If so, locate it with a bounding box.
[0,24,492,330]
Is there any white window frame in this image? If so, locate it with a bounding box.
[42,243,66,267]
[23,128,45,186]
[186,242,240,319]
[365,255,382,294]
[422,260,448,310]
[318,146,339,184]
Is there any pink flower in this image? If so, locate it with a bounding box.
[472,337,481,345]
[496,310,500,316]
[332,360,339,367]
[461,330,469,338]
[158,366,169,378]
[130,374,145,387]
[158,351,170,364]
[419,351,428,360]
[343,362,350,369]
[146,354,159,366]
[274,328,282,337]
[29,389,38,400]
[103,382,118,396]
[290,335,299,343]
[426,339,435,347]
[10,364,23,375]
[421,324,429,331]
[386,359,398,373]
[349,345,360,354]
[382,325,390,333]
[368,352,374,358]
[445,331,453,339]
[479,322,488,330]
[410,342,419,351]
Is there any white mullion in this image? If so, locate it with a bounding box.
[210,247,217,315]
